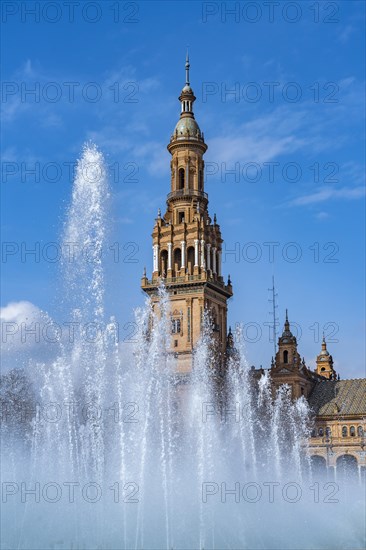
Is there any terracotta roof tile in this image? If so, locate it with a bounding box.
[308,379,366,416]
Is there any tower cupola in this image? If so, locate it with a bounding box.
[169,53,206,149]
[271,310,314,399]
[274,310,301,368]
[315,336,336,379]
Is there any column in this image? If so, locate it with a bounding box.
[153,244,159,273]
[200,239,205,269]
[181,241,186,269]
[217,250,222,276]
[212,247,217,274]
[206,243,211,271]
[194,239,199,266]
[186,298,192,343]
[167,242,172,270]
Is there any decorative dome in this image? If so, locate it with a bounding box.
[174,116,201,137]
[319,336,330,356]
[182,84,193,93]
[168,54,207,152]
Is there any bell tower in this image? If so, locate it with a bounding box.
[275,310,302,368]
[270,310,314,398]
[315,337,336,379]
[141,55,233,375]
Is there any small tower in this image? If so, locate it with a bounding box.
[141,55,233,375]
[271,310,314,399]
[275,309,301,368]
[315,336,336,379]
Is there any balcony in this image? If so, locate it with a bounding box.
[167,189,208,202]
[309,435,366,449]
[142,272,232,295]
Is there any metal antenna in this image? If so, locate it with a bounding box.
[268,275,278,357]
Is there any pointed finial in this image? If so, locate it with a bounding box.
[228,274,231,285]
[285,308,288,322]
[214,213,217,224]
[158,208,161,218]
[185,49,190,86]
[143,266,146,277]
[228,326,232,334]
[322,332,327,348]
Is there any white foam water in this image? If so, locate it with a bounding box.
[1,144,365,550]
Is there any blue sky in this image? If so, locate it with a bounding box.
[1,1,365,377]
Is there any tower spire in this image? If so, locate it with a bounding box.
[170,52,204,142]
[284,308,290,332]
[185,49,190,85]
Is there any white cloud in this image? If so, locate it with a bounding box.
[289,186,365,206]
[1,300,42,323]
[0,301,60,372]
[205,103,338,166]
[338,25,355,44]
[315,211,329,220]
[1,147,17,162]
[118,217,134,225]
[23,59,36,78]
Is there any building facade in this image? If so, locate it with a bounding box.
[142,57,366,478]
[308,378,366,479]
[270,314,366,479]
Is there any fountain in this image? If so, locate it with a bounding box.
[1,144,365,550]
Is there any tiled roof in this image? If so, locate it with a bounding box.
[308,378,366,416]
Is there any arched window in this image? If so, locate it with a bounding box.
[350,426,356,437]
[311,429,316,438]
[179,168,185,190]
[342,426,348,437]
[318,427,324,437]
[336,454,358,480]
[160,250,168,277]
[311,455,327,476]
[173,248,181,276]
[325,427,331,437]
[357,426,364,437]
[283,350,288,364]
[187,246,195,275]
